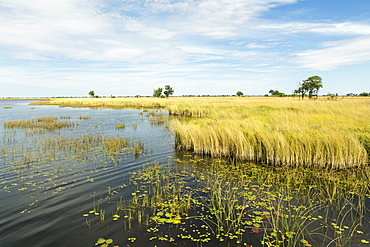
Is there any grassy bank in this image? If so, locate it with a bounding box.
[32,97,370,169]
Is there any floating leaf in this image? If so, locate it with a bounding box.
[300,239,308,244]
[96,238,106,244]
[165,218,174,223]
[152,216,160,221]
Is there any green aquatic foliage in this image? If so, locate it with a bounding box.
[115,158,370,246]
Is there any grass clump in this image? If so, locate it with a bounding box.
[4,117,74,131]
[79,115,90,120]
[115,123,126,129]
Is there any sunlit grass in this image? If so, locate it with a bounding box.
[4,117,74,131]
[31,97,370,169]
[115,123,126,129]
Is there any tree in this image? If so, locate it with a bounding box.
[153,87,163,97]
[300,76,323,99]
[236,91,243,96]
[294,84,305,99]
[359,92,369,96]
[269,89,286,97]
[163,85,174,97]
[88,91,95,97]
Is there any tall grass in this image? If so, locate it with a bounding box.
[4,117,74,131]
[171,97,370,169]
[32,97,370,168]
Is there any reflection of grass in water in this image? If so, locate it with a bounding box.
[107,158,370,247]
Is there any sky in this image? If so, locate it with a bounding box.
[0,0,370,97]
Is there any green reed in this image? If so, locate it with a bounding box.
[118,158,370,246]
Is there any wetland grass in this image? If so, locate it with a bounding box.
[117,158,370,246]
[115,123,126,129]
[4,117,74,131]
[170,97,370,169]
[31,97,370,169]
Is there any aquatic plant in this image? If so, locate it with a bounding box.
[4,117,74,131]
[116,158,370,246]
[31,97,370,169]
[115,123,126,129]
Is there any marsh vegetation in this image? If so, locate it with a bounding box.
[33,97,370,169]
[3,97,370,246]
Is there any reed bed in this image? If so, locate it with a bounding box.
[4,117,74,131]
[171,97,370,169]
[113,158,370,246]
[32,97,370,169]
[30,97,172,109]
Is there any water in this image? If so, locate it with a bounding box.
[0,100,175,247]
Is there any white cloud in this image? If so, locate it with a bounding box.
[293,36,370,70]
[246,43,272,49]
[0,0,300,63]
[0,0,183,63]
[259,22,370,35]
[156,0,298,38]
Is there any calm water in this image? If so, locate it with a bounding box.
[0,100,175,247]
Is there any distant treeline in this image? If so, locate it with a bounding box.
[1,92,369,99]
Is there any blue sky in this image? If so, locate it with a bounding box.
[1,0,369,97]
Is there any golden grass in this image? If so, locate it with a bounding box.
[32,97,370,168]
[30,97,171,109]
[4,117,74,130]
